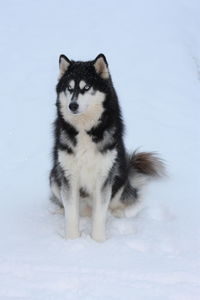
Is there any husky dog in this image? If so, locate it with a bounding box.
[50,54,164,242]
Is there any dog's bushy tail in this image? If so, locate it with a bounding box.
[120,151,165,205]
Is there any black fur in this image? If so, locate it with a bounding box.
[50,54,164,208]
[53,117,78,158]
[50,55,131,201]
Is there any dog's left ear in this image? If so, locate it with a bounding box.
[94,54,109,79]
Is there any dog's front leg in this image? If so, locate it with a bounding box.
[92,184,111,242]
[61,180,80,239]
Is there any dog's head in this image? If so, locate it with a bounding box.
[56,54,110,117]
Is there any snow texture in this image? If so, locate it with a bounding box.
[0,0,200,299]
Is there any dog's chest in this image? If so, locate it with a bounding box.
[59,130,116,191]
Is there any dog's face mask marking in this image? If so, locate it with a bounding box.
[64,79,97,115]
[57,54,109,116]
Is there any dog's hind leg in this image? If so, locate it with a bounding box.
[109,186,126,218]
[92,184,111,242]
[61,180,80,239]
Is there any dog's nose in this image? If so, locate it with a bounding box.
[69,102,79,112]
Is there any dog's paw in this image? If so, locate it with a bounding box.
[65,230,80,240]
[111,207,125,218]
[91,232,106,243]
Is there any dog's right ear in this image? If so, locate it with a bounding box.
[59,54,71,78]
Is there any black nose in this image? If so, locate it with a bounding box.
[69,102,79,112]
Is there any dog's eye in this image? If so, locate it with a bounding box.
[68,86,73,92]
[84,85,90,91]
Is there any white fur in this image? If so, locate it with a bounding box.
[59,90,105,130]
[92,184,112,242]
[57,88,118,241]
[69,80,75,89]
[58,133,117,195]
[50,179,60,201]
[60,129,74,149]
[58,129,117,241]
[79,80,86,89]
[96,127,116,152]
[109,186,124,210]
[61,182,80,239]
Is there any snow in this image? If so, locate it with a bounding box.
[0,0,200,299]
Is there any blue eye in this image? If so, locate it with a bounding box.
[68,86,73,92]
[84,85,90,91]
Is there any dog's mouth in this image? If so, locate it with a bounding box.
[70,110,79,114]
[69,109,83,116]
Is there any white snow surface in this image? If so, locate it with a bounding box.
[0,0,200,299]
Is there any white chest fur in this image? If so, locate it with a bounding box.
[58,129,117,193]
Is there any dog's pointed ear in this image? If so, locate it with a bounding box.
[59,54,71,78]
[94,54,109,79]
